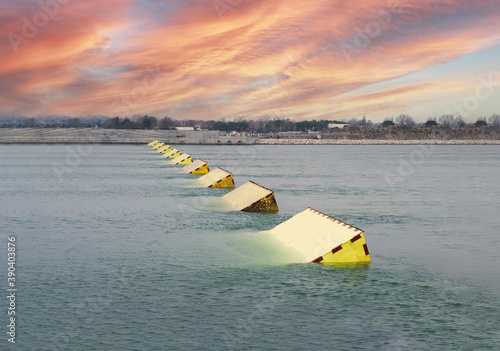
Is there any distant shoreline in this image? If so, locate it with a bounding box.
[0,128,498,145]
[256,139,500,145]
[1,139,499,145]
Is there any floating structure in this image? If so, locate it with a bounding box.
[197,168,235,188]
[222,181,278,212]
[182,159,210,174]
[163,148,181,158]
[158,145,173,153]
[172,153,193,165]
[148,140,160,147]
[269,208,370,263]
[153,142,166,150]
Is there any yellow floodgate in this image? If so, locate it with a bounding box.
[157,145,172,153]
[163,148,181,158]
[172,153,193,165]
[147,140,159,147]
[222,181,278,212]
[182,160,209,174]
[269,208,370,263]
[197,168,235,188]
[153,142,166,150]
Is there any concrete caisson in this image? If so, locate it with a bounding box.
[172,153,193,165]
[269,208,370,263]
[163,148,181,158]
[222,181,278,212]
[158,145,172,153]
[182,159,210,174]
[197,167,235,188]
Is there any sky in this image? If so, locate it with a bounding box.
[1,0,499,122]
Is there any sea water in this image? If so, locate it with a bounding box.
[1,144,499,350]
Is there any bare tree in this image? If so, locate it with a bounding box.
[488,115,500,126]
[395,114,416,126]
[347,117,359,125]
[455,116,467,127]
[438,114,455,127]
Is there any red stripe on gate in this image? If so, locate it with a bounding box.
[363,244,369,256]
[351,234,361,243]
[331,245,342,254]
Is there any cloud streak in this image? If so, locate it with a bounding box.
[1,0,499,121]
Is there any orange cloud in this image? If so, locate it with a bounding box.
[1,0,499,121]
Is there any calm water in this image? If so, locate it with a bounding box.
[1,144,499,350]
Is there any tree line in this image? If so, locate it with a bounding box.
[1,114,499,131]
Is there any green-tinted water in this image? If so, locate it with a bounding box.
[1,144,499,350]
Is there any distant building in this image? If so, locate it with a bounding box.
[175,127,195,131]
[328,123,350,129]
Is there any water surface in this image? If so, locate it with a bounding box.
[1,144,499,350]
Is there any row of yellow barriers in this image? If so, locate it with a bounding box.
[147,140,370,264]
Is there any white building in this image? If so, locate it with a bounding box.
[328,123,350,129]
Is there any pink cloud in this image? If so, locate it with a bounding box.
[1,0,499,121]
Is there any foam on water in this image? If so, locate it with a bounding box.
[1,144,499,351]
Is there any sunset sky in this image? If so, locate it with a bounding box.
[1,0,499,122]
